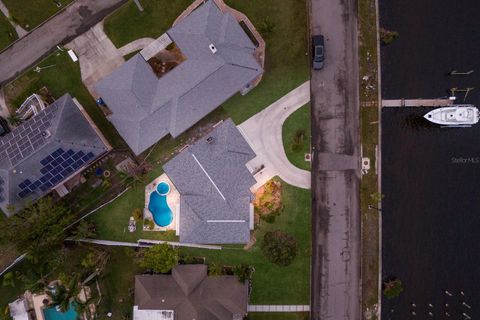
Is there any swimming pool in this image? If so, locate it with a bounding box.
[148,181,173,227]
[43,303,78,320]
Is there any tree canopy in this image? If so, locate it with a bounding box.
[138,243,178,273]
[0,197,74,263]
[261,230,298,266]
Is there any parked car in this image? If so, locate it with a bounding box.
[312,35,325,70]
[0,116,10,136]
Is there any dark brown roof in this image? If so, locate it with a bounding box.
[135,265,248,320]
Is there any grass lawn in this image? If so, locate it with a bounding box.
[4,50,125,148]
[104,0,192,48]
[104,0,309,124]
[180,179,311,304]
[358,0,380,315]
[96,247,141,319]
[2,0,72,30]
[248,313,309,320]
[0,13,16,51]
[222,0,309,123]
[88,183,179,243]
[282,104,311,171]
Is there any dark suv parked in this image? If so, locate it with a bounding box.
[312,35,325,70]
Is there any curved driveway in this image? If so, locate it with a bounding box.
[238,81,311,190]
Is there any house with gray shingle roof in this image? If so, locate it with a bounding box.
[134,264,248,320]
[0,94,110,216]
[163,119,255,244]
[95,0,263,155]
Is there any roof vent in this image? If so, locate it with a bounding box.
[206,136,215,144]
[42,130,51,138]
[209,44,217,54]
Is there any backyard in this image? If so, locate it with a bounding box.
[104,0,310,124]
[282,104,311,171]
[2,0,73,30]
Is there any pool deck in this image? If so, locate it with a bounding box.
[144,173,179,234]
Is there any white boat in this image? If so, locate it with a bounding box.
[423,105,479,126]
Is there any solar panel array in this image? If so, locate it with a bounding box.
[0,104,57,166]
[17,148,95,199]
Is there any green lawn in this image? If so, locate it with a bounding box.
[0,13,16,51]
[2,0,73,30]
[282,104,311,171]
[4,50,125,148]
[96,247,141,319]
[88,183,178,243]
[104,0,192,48]
[104,0,309,124]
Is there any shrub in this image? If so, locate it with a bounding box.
[138,244,178,273]
[383,278,403,299]
[144,219,155,230]
[234,264,254,283]
[133,208,143,222]
[208,262,223,276]
[380,28,399,45]
[261,230,298,266]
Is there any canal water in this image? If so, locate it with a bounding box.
[381,107,479,319]
[380,0,480,105]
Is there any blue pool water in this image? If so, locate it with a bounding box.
[148,182,173,227]
[43,303,78,320]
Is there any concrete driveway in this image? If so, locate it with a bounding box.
[238,81,311,190]
[66,21,124,97]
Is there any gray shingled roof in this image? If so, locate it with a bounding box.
[135,264,248,320]
[0,94,109,216]
[163,119,256,244]
[95,0,262,155]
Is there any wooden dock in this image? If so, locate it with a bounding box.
[382,99,454,107]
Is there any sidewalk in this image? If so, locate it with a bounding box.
[248,305,310,312]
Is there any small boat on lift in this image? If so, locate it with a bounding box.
[423,105,479,127]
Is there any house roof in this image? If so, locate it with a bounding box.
[134,264,248,320]
[95,0,262,155]
[0,94,109,215]
[163,119,256,244]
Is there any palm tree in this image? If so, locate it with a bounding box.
[47,274,81,312]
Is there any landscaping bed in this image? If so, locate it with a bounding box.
[282,104,311,171]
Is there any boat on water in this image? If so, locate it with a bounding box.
[423,105,479,126]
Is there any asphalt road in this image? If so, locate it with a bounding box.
[309,0,361,319]
[0,0,127,85]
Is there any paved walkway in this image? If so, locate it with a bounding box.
[238,81,311,190]
[73,238,222,250]
[247,305,310,312]
[66,21,124,97]
[0,0,27,38]
[0,88,10,118]
[0,0,127,85]
[118,37,155,56]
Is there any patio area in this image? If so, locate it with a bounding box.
[144,173,179,234]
